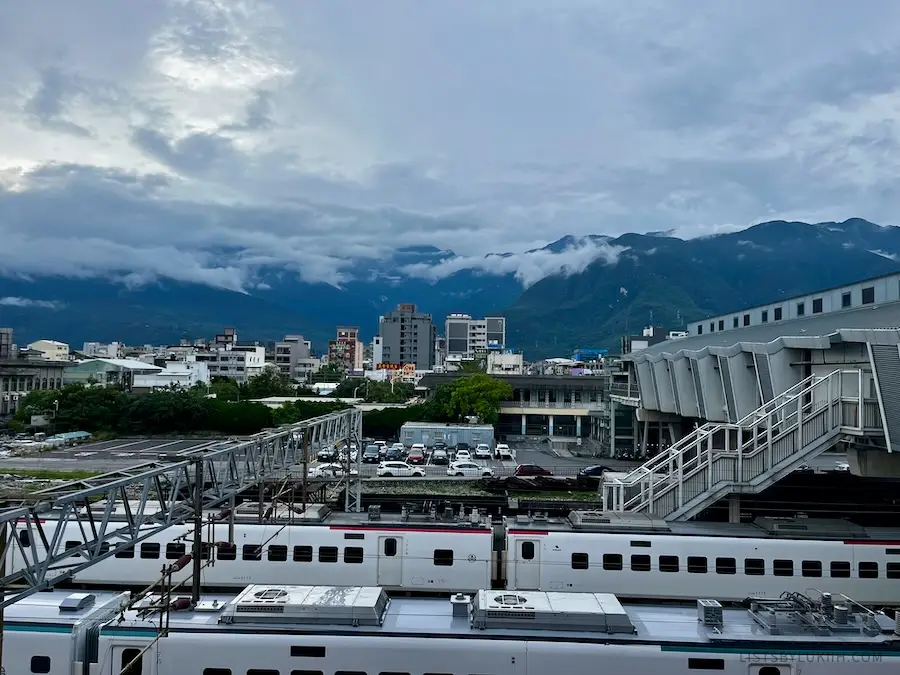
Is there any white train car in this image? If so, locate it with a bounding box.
[1,589,129,675]
[87,583,900,675]
[505,512,900,605]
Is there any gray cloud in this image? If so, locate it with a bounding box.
[0,297,63,309]
[2,0,900,292]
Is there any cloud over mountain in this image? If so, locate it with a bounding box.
[3,1,900,291]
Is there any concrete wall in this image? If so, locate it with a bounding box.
[672,357,699,418]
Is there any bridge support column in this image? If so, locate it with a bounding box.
[728,495,741,524]
[576,416,582,437]
[521,414,527,435]
[548,415,554,436]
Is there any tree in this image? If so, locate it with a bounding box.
[443,374,512,424]
[455,357,487,374]
[245,367,297,399]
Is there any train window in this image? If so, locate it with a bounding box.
[268,545,288,562]
[886,562,900,579]
[521,542,535,560]
[715,557,736,575]
[434,549,454,566]
[200,542,211,560]
[758,668,782,675]
[631,554,651,572]
[744,558,765,575]
[687,556,707,574]
[802,560,822,577]
[65,540,82,557]
[687,657,724,670]
[603,553,623,570]
[115,545,135,559]
[859,562,879,578]
[659,555,679,572]
[630,540,651,548]
[344,547,364,564]
[344,533,365,540]
[202,670,231,675]
[291,671,324,675]
[335,672,366,675]
[319,547,339,563]
[139,543,160,560]
[290,646,326,657]
[166,543,185,560]
[571,553,589,570]
[247,670,279,675]
[887,548,900,555]
[243,544,262,561]
[30,655,51,673]
[99,542,110,556]
[18,530,30,547]
[293,546,313,562]
[121,648,143,675]
[378,672,410,675]
[217,543,237,561]
[773,559,793,576]
[830,561,851,577]
[384,538,397,557]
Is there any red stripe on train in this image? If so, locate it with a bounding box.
[508,529,548,535]
[843,540,900,546]
[329,525,492,534]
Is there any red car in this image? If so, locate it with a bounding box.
[407,449,425,465]
[514,464,552,477]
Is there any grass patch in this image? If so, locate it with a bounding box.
[3,468,105,481]
[509,491,600,502]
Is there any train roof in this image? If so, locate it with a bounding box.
[511,511,900,540]
[96,583,900,651]
[4,590,129,628]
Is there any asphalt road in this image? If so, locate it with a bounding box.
[0,437,849,479]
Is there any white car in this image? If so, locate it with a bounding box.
[447,461,494,478]
[454,449,472,462]
[376,461,426,478]
[496,443,513,460]
[474,443,492,459]
[834,461,850,472]
[308,463,358,478]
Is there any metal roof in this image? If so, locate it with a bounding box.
[418,373,607,390]
[627,300,900,361]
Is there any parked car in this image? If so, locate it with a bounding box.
[495,443,513,460]
[455,442,470,455]
[454,449,472,462]
[474,443,492,459]
[514,463,553,477]
[431,448,449,465]
[578,465,613,478]
[308,463,358,478]
[362,445,381,463]
[407,444,426,464]
[447,461,494,478]
[376,461,425,478]
[316,448,337,462]
[385,447,403,461]
[433,441,447,453]
[374,440,388,458]
[834,461,850,472]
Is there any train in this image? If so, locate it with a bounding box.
[5,583,900,675]
[10,504,900,605]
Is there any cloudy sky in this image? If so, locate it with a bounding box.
[2,0,900,292]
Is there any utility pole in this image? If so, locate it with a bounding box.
[301,429,309,514]
[0,524,6,675]
[191,458,204,603]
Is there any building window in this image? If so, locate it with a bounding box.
[842,291,852,308]
[718,320,724,331]
[697,324,703,335]
[862,286,875,304]
[732,316,738,328]
[812,298,823,314]
[709,322,714,333]
[743,313,750,327]
[774,307,782,320]
[796,302,805,317]
[761,310,768,323]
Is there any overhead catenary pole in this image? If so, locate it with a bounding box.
[191,457,204,604]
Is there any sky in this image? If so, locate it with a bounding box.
[3,0,900,293]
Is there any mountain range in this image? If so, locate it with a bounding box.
[2,218,900,359]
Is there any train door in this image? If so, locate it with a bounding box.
[377,535,403,586]
[103,644,157,675]
[513,538,541,590]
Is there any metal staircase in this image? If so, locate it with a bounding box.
[602,369,847,521]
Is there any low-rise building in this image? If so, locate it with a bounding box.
[132,361,210,392]
[27,339,70,361]
[399,422,495,449]
[82,341,125,359]
[63,358,163,390]
[486,351,524,375]
[0,349,67,416]
[195,344,266,383]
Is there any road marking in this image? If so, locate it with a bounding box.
[72,452,98,457]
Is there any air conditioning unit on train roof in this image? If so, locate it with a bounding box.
[219,585,388,627]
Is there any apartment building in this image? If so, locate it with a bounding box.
[444,314,506,359]
[327,326,364,372]
[268,334,314,380]
[0,328,14,359]
[378,304,435,370]
[81,341,125,359]
[195,344,266,383]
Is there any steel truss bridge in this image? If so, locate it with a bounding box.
[0,409,362,610]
